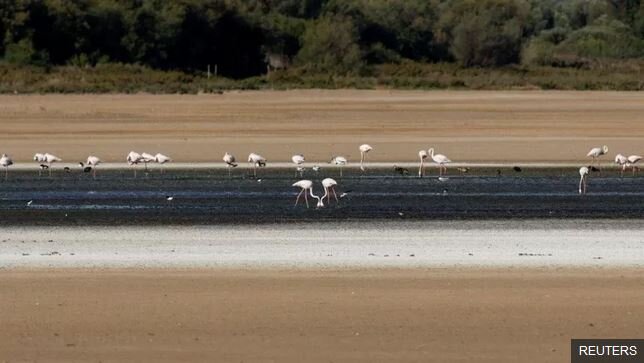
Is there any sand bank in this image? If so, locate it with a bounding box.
[1,90,643,163]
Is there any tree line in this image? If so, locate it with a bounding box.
[1,0,643,79]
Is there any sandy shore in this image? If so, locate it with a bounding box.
[1,268,642,362]
[1,90,643,163]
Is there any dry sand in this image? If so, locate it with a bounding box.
[1,90,643,163]
[1,268,642,363]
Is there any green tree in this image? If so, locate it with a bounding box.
[296,15,362,74]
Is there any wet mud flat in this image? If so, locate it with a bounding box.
[0,167,643,225]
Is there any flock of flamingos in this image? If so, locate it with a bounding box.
[0,144,642,207]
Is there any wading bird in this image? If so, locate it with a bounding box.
[155,153,171,173]
[330,156,347,177]
[321,178,339,205]
[359,144,372,172]
[627,155,642,176]
[418,150,428,177]
[84,155,101,178]
[587,145,608,171]
[0,154,13,180]
[579,166,589,194]
[248,153,266,178]
[127,151,143,177]
[43,153,62,176]
[223,152,237,177]
[292,154,305,176]
[615,154,628,177]
[292,179,322,208]
[394,165,409,176]
[140,152,156,171]
[428,148,451,176]
[34,153,46,176]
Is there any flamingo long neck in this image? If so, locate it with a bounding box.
[321,187,329,201]
[309,187,322,206]
[429,148,434,157]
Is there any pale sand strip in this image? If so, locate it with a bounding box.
[2,221,643,269]
[5,161,618,170]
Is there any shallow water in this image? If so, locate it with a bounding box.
[0,167,643,225]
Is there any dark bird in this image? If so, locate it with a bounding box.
[83,166,92,173]
[513,166,522,172]
[456,167,470,174]
[496,169,502,176]
[39,164,49,170]
[63,167,71,173]
[590,166,600,172]
[393,165,409,176]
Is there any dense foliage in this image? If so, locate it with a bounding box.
[0,0,643,87]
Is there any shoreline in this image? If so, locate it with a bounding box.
[4,162,625,170]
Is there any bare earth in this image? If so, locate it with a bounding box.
[1,268,642,363]
[1,90,643,163]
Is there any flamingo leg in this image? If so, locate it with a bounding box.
[340,167,343,178]
[48,163,52,177]
[304,190,309,208]
[4,167,7,181]
[294,189,304,206]
[93,168,97,179]
[332,187,338,203]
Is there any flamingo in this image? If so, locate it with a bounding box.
[43,153,62,176]
[85,155,101,178]
[292,154,305,177]
[127,151,143,177]
[321,178,339,205]
[155,153,171,173]
[223,152,237,177]
[0,154,13,180]
[330,156,347,177]
[140,152,156,172]
[615,154,628,177]
[248,153,266,178]
[359,144,372,172]
[292,179,322,208]
[587,145,608,171]
[34,153,46,176]
[428,148,451,176]
[418,150,428,177]
[627,155,642,175]
[578,166,589,194]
